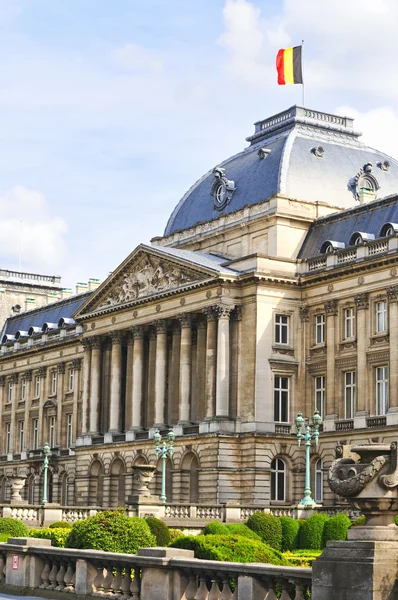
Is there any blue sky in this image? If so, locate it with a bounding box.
[0,0,398,287]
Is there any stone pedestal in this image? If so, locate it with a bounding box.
[312,539,398,600]
[126,495,166,519]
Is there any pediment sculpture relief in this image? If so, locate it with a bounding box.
[99,253,207,308]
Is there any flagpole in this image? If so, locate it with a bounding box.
[301,39,305,106]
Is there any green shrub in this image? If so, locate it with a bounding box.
[299,514,329,550]
[283,550,321,567]
[279,516,301,552]
[0,533,9,542]
[48,521,72,529]
[224,524,261,540]
[203,521,228,536]
[323,514,351,545]
[66,510,156,553]
[246,512,282,551]
[171,534,288,565]
[168,528,185,544]
[394,515,398,526]
[29,527,70,548]
[351,515,365,526]
[0,518,28,537]
[144,517,171,546]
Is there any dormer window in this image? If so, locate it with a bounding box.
[320,240,345,254]
[349,232,375,246]
[380,222,398,237]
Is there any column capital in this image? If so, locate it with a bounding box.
[71,358,82,371]
[148,327,157,341]
[203,306,217,321]
[299,305,309,323]
[324,299,338,316]
[90,336,103,349]
[57,362,66,374]
[81,337,91,351]
[37,366,47,378]
[230,305,242,322]
[355,292,369,310]
[110,330,124,344]
[154,319,168,334]
[196,315,207,329]
[9,372,19,384]
[21,369,33,381]
[387,285,398,303]
[214,304,234,319]
[178,313,193,328]
[131,325,145,340]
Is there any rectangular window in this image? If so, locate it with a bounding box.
[344,371,356,419]
[32,419,39,450]
[5,423,11,454]
[49,416,55,448]
[35,376,40,398]
[68,369,74,392]
[67,414,73,448]
[274,376,289,422]
[18,421,24,453]
[376,366,389,416]
[275,314,289,345]
[8,383,12,403]
[51,371,57,395]
[375,301,387,333]
[21,380,26,401]
[344,307,355,339]
[315,376,326,418]
[315,314,325,345]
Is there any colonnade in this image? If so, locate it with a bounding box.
[80,304,240,436]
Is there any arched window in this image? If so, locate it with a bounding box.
[109,458,126,507]
[88,460,104,506]
[181,453,200,503]
[271,458,286,502]
[315,458,323,503]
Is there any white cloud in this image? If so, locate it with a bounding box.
[112,43,163,73]
[0,186,67,271]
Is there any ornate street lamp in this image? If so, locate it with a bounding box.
[295,409,322,507]
[154,429,175,503]
[42,442,51,505]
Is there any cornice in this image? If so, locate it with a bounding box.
[0,335,82,365]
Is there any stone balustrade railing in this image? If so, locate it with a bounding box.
[0,539,312,600]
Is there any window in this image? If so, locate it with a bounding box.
[275,314,289,345]
[68,369,75,392]
[18,421,24,453]
[375,301,387,334]
[315,458,323,503]
[49,416,55,448]
[21,380,26,401]
[274,376,289,422]
[51,371,57,395]
[32,419,39,450]
[35,376,41,398]
[376,366,388,416]
[67,414,73,448]
[344,371,356,419]
[315,376,326,418]
[5,423,11,454]
[271,458,286,501]
[7,383,12,403]
[315,314,325,345]
[344,308,355,339]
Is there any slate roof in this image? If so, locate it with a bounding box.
[164,106,398,236]
[147,244,239,276]
[298,193,398,259]
[1,292,92,338]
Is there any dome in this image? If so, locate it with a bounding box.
[164,106,398,236]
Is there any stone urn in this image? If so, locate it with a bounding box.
[7,474,27,504]
[132,465,156,497]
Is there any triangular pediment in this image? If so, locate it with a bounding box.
[76,245,221,316]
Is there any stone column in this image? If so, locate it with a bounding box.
[179,314,192,424]
[204,307,217,419]
[195,317,207,421]
[81,339,91,436]
[355,293,369,419]
[89,336,102,435]
[10,373,19,453]
[131,326,144,430]
[215,305,233,418]
[125,332,134,429]
[37,367,47,447]
[56,362,65,447]
[109,331,123,433]
[325,300,338,428]
[71,358,82,444]
[168,323,181,425]
[154,320,168,427]
[388,286,398,421]
[22,370,32,450]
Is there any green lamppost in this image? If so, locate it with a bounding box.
[295,409,322,507]
[41,442,51,505]
[154,429,175,502]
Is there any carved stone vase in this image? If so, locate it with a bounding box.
[7,474,27,504]
[132,465,156,497]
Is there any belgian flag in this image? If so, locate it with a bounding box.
[276,46,303,85]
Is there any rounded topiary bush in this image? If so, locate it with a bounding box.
[351,515,366,527]
[168,528,184,544]
[224,524,261,540]
[323,514,351,545]
[299,514,329,550]
[48,521,73,529]
[29,527,70,548]
[0,518,28,537]
[203,521,228,536]
[171,534,288,565]
[246,512,282,551]
[66,510,156,554]
[279,516,301,551]
[144,517,171,546]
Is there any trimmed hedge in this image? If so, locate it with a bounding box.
[168,528,185,544]
[246,512,282,551]
[48,521,73,529]
[224,524,261,540]
[145,517,171,546]
[283,549,322,567]
[351,515,366,527]
[203,521,228,536]
[323,514,351,545]
[299,514,329,550]
[29,527,70,548]
[279,516,301,552]
[171,534,288,565]
[0,518,28,537]
[66,510,156,554]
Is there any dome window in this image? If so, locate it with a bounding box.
[28,326,41,337]
[349,231,375,246]
[257,148,271,159]
[15,330,28,340]
[377,160,390,172]
[320,240,345,254]
[349,163,380,204]
[210,167,235,211]
[2,334,15,344]
[379,222,398,237]
[311,146,324,158]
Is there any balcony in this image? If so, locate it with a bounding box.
[275,424,291,434]
[335,419,354,432]
[183,425,199,435]
[366,416,387,428]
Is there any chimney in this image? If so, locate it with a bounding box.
[61,288,73,300]
[88,278,101,291]
[76,282,88,295]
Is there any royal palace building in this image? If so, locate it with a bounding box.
[1,105,398,510]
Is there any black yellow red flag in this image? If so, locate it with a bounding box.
[276,46,303,85]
